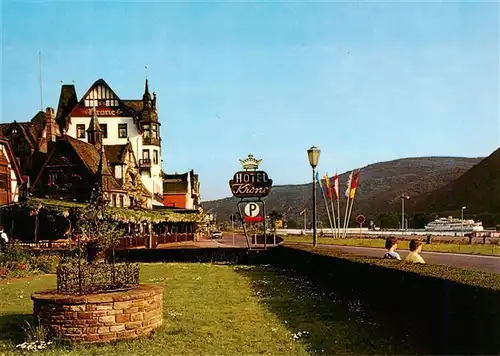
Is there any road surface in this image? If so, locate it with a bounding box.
[216,233,500,274]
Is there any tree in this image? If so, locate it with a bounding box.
[123,161,147,208]
[75,184,124,262]
[268,210,283,234]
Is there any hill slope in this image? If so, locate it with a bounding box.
[203,156,482,227]
[412,148,500,215]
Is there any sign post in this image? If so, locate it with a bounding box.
[229,154,273,250]
[229,213,240,246]
[356,215,366,234]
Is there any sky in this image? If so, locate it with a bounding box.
[1,0,499,201]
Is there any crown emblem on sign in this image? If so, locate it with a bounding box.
[239,154,262,171]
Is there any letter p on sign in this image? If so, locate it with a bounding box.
[244,202,260,217]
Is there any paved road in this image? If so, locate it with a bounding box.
[320,244,500,274]
[217,233,500,274]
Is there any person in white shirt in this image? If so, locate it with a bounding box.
[0,225,8,251]
[383,237,401,260]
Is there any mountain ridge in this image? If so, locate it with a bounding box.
[203,155,484,228]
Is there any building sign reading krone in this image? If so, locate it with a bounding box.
[229,154,273,198]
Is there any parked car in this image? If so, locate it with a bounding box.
[211,231,222,239]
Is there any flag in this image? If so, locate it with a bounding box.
[332,174,339,200]
[315,171,324,198]
[349,170,360,199]
[345,171,353,198]
[299,209,306,216]
[324,173,332,198]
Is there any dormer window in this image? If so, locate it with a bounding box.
[11,128,17,134]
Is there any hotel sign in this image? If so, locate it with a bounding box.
[71,106,124,117]
[229,154,273,198]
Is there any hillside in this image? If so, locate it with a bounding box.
[412,148,500,215]
[203,156,482,227]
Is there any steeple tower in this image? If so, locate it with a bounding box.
[87,106,103,149]
[142,79,152,109]
[139,79,159,146]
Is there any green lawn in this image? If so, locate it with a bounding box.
[0,263,415,355]
[283,236,500,256]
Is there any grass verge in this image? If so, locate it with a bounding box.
[283,236,500,256]
[0,263,416,355]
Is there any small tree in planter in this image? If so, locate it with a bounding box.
[56,146,139,294]
[75,184,123,263]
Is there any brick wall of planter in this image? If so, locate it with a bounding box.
[31,284,163,344]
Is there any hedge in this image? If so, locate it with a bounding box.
[112,247,257,264]
[263,244,500,355]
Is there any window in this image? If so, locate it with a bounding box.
[118,124,128,138]
[101,124,108,138]
[152,124,158,139]
[112,194,117,207]
[142,150,150,160]
[115,165,122,179]
[76,124,85,138]
[153,150,158,165]
[48,173,58,186]
[98,99,106,107]
[119,195,124,207]
[143,124,150,138]
[0,174,7,189]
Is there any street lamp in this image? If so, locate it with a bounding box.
[461,206,466,236]
[401,194,410,235]
[307,146,320,247]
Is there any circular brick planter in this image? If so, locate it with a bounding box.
[31,284,163,344]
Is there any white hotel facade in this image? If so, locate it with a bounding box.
[56,78,164,206]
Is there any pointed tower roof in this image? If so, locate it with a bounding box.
[143,78,152,104]
[87,106,103,133]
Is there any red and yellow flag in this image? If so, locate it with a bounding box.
[324,173,332,198]
[332,174,339,200]
[349,171,360,199]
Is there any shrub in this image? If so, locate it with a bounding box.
[0,243,61,279]
[56,260,139,294]
[30,254,61,274]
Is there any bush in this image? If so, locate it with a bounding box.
[30,254,61,274]
[56,261,139,294]
[0,243,61,279]
[262,244,500,355]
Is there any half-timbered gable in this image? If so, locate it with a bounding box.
[0,136,23,205]
[32,136,126,204]
[55,78,163,207]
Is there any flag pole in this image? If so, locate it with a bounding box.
[342,171,353,238]
[336,172,341,239]
[317,174,334,239]
[326,173,337,238]
[329,192,337,238]
[322,187,335,238]
[322,173,335,238]
[346,169,361,237]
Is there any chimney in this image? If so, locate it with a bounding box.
[44,107,60,143]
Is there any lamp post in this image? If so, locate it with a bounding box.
[461,206,466,236]
[401,194,410,235]
[307,146,320,247]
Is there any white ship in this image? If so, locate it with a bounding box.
[425,216,484,232]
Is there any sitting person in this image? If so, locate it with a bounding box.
[383,237,401,260]
[405,239,426,264]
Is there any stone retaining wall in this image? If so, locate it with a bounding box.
[31,284,163,344]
